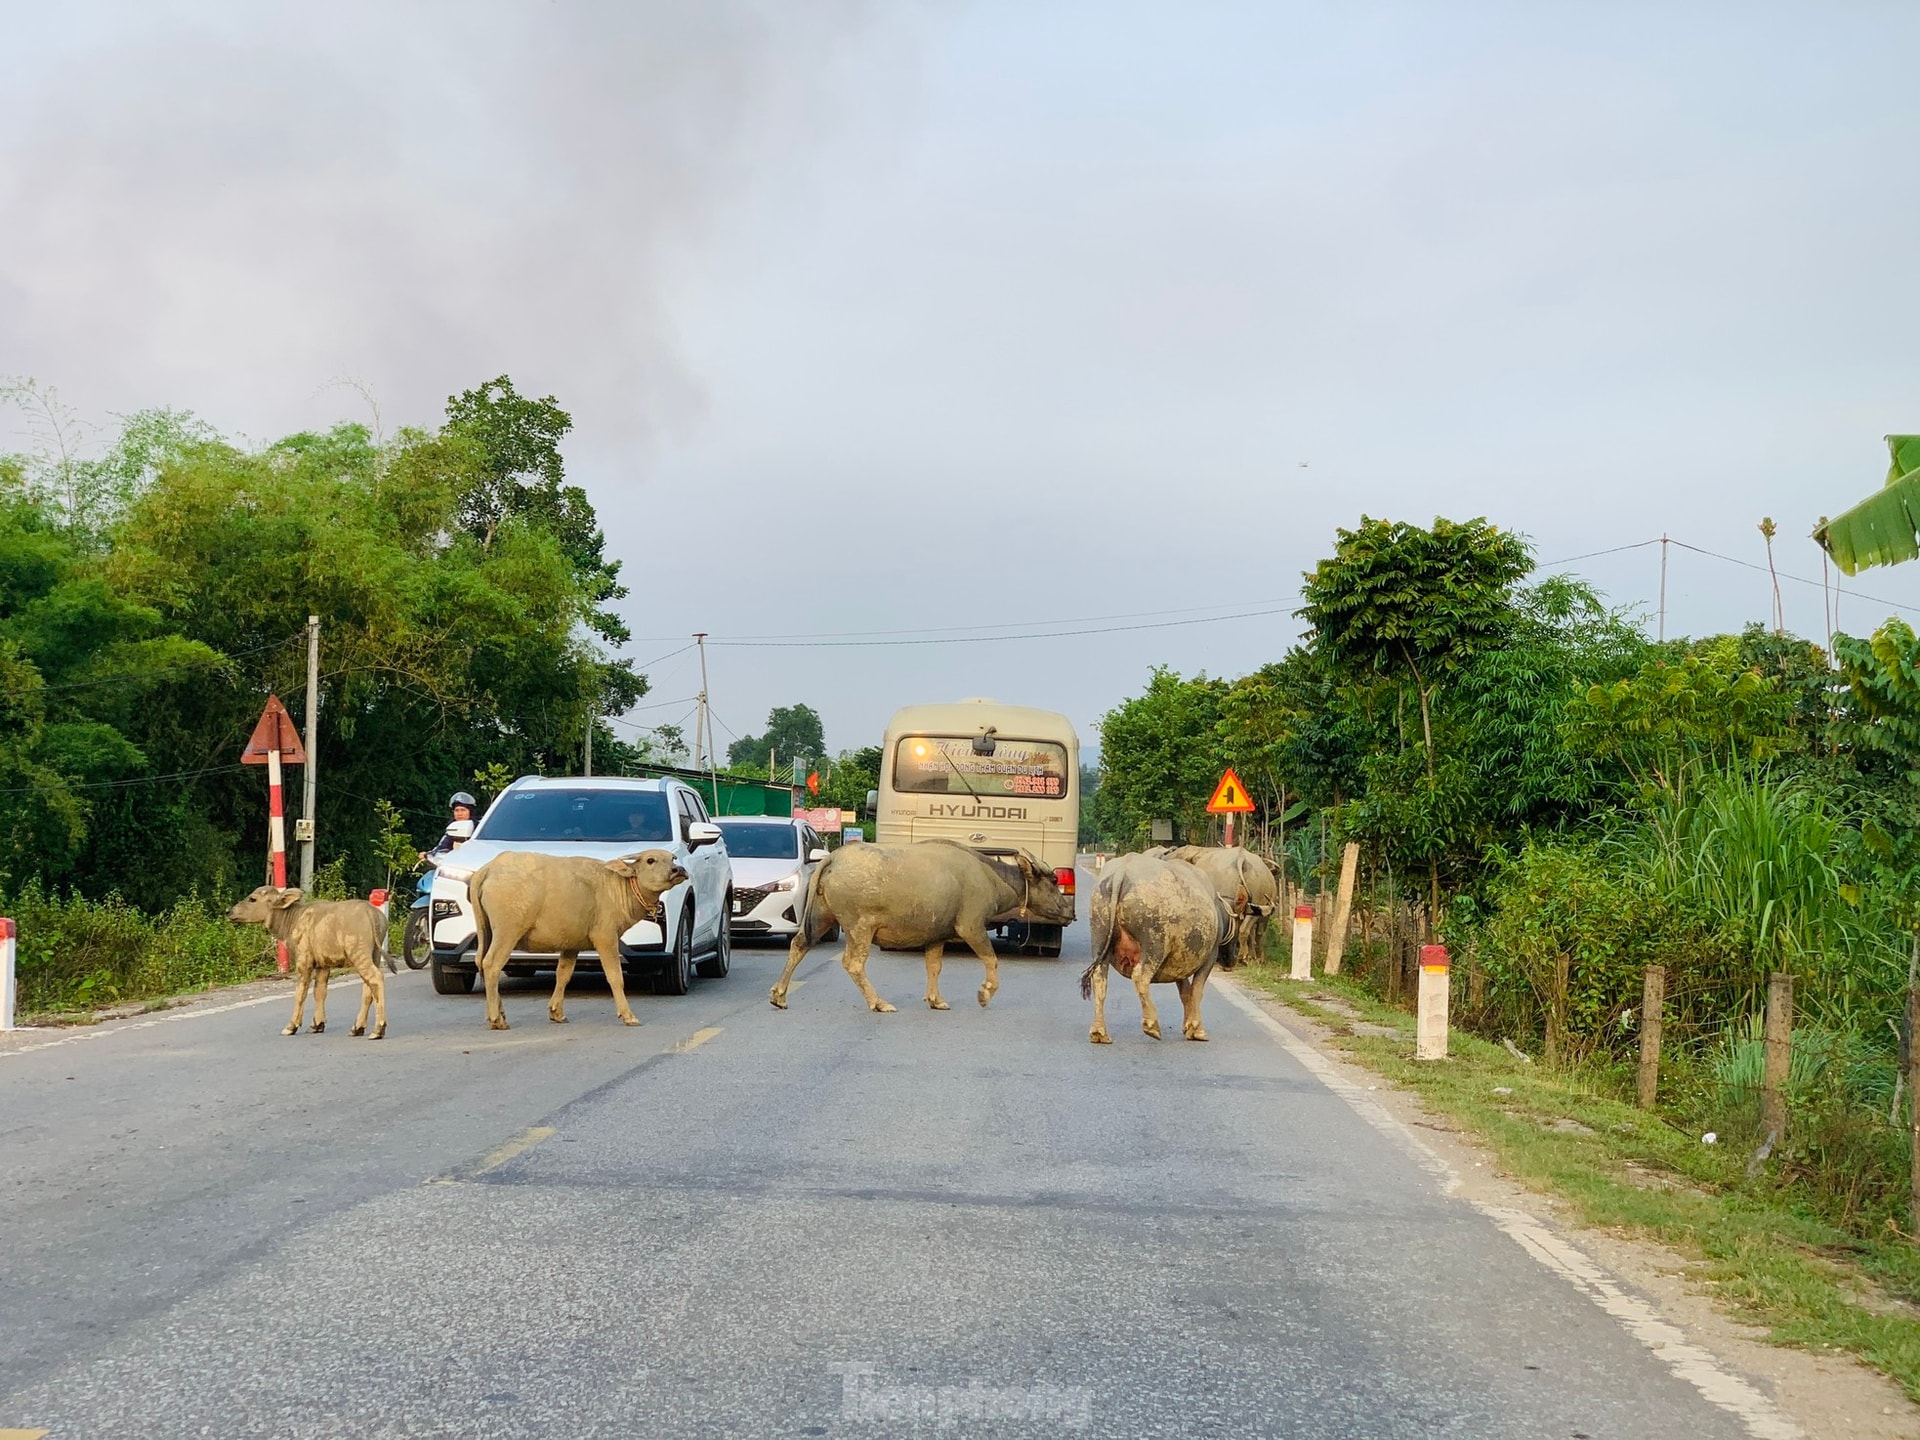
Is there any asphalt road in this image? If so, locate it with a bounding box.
[0,895,1781,1438]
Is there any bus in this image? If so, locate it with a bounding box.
[874,699,1080,956]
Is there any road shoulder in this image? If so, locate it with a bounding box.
[1219,970,1920,1440]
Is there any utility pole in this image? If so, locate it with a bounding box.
[299,615,319,890]
[693,633,710,770]
[694,632,720,812]
[1657,534,1669,644]
[583,704,594,777]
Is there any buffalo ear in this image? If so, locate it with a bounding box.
[273,889,304,909]
[604,858,637,878]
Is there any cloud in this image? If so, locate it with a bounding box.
[0,0,867,444]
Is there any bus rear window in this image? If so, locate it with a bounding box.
[892,736,1069,799]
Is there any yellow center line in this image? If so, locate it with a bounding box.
[671,1026,722,1054]
[1,1429,51,1438]
[471,1125,556,1176]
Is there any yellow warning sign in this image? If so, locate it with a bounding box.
[1205,767,1255,814]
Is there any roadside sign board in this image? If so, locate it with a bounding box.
[1205,768,1255,814]
[240,694,307,765]
[797,806,843,834]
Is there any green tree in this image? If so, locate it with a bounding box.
[727,703,826,773]
[1096,667,1228,846]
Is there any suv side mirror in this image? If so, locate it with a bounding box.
[808,847,828,863]
[686,821,723,848]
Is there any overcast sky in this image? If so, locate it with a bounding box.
[5,1,1920,758]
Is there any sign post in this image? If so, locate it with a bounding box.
[241,695,308,974]
[1205,767,1256,847]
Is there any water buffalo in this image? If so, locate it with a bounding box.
[228,887,390,1039]
[1164,844,1278,966]
[1081,852,1235,1044]
[467,849,688,1031]
[769,840,1076,1013]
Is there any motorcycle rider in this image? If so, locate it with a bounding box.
[419,792,477,863]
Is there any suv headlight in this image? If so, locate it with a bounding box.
[773,874,798,891]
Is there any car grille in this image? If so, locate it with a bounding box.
[734,884,776,913]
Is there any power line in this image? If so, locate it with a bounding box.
[0,762,244,797]
[717,596,1299,643]
[707,605,1297,649]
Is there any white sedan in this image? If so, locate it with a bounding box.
[719,816,829,940]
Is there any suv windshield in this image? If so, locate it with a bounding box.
[475,788,673,843]
[717,822,800,860]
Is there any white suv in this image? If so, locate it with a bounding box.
[426,776,733,998]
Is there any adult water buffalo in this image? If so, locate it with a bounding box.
[1164,844,1278,966]
[769,840,1076,1013]
[1081,852,1235,1044]
[228,887,390,1039]
[467,849,687,1031]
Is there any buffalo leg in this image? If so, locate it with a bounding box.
[359,956,388,1039]
[769,927,814,1010]
[840,922,895,1013]
[1088,963,1112,1044]
[954,922,1001,1008]
[311,967,330,1034]
[549,952,577,1023]
[1131,957,1163,1040]
[283,965,312,1036]
[1176,971,1210,1042]
[922,943,950,1010]
[590,931,640,1026]
[480,930,521,1030]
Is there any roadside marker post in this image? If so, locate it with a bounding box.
[1417,944,1450,1060]
[1,916,16,1031]
[1289,905,1314,982]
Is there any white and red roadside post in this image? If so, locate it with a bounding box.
[1417,944,1450,1059]
[1289,904,1314,982]
[241,694,308,975]
[1,915,16,1031]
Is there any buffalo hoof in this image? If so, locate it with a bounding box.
[370,1028,386,1040]
[976,987,994,1008]
[282,1023,299,1037]
[926,997,950,1011]
[350,1024,365,1036]
[1141,1021,1162,1041]
[869,1000,898,1013]
[769,989,789,1010]
[1089,1030,1112,1045]
[548,1012,568,1024]
[311,1022,325,1034]
[619,1013,640,1027]
[1185,1028,1209,1042]
[488,1017,510,1031]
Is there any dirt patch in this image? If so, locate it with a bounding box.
[1228,976,1920,1440]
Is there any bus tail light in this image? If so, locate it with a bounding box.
[1054,867,1076,895]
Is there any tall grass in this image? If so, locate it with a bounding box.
[6,883,272,1017]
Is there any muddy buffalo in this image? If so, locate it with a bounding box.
[769,840,1076,1013]
[1164,844,1278,966]
[466,849,687,1030]
[1081,852,1236,1044]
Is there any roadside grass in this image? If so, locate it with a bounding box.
[10,886,275,1022]
[1237,957,1920,1400]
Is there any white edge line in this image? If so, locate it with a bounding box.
[0,976,366,1060]
[1215,978,1803,1440]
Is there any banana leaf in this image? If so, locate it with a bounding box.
[1813,435,1920,575]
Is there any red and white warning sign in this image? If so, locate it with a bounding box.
[1205,768,1255,814]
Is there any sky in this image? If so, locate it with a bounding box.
[4,1,1920,759]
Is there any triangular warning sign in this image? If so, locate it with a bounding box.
[1206,767,1255,814]
[240,694,307,765]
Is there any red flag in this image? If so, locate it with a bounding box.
[807,771,820,795]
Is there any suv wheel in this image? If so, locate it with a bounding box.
[431,950,476,995]
[697,905,731,979]
[656,907,695,995]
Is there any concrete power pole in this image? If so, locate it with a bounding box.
[584,705,594,777]
[299,615,319,890]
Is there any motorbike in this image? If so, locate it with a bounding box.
[401,819,474,971]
